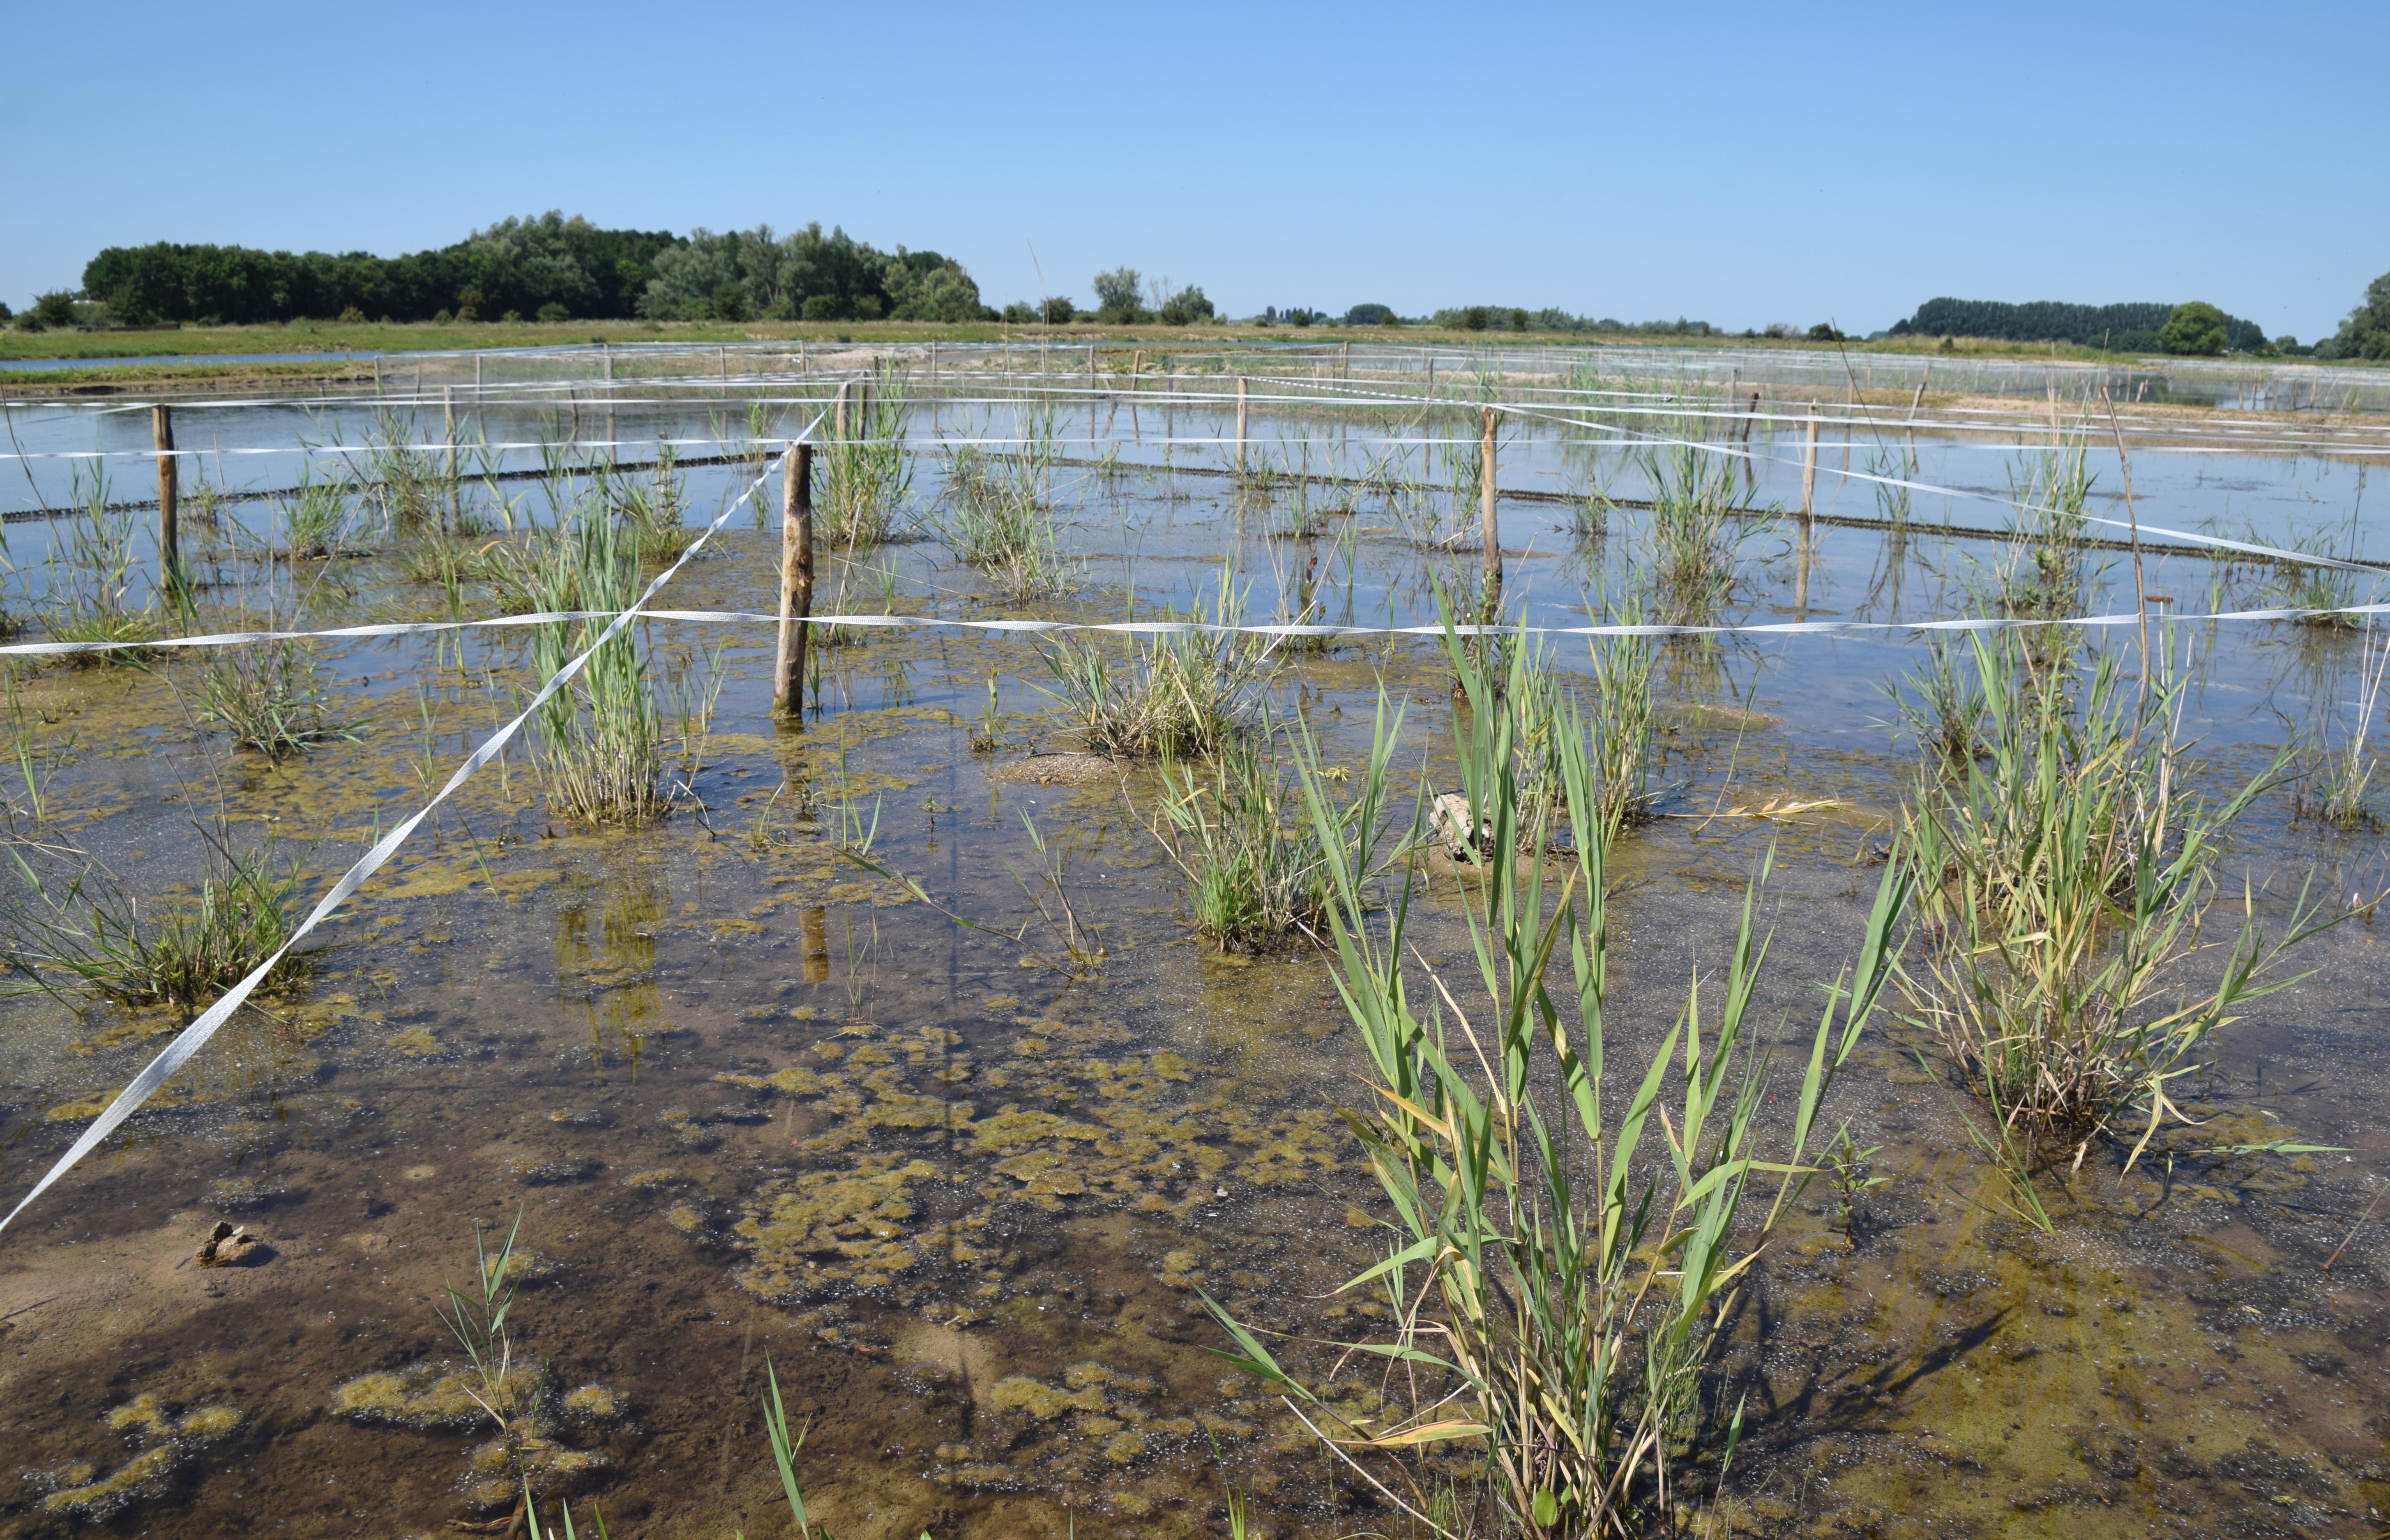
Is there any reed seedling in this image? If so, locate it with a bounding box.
[1995,436,2095,620]
[1885,636,1989,768]
[2260,530,2365,626]
[2290,626,2388,829]
[1633,423,1742,626]
[277,472,359,559]
[41,467,157,661]
[1210,636,1911,1538]
[588,446,694,561]
[1037,595,1272,760]
[935,443,1071,601]
[362,408,447,530]
[197,636,357,758]
[1902,632,2335,1183]
[1150,721,1332,952]
[524,516,665,825]
[1,829,309,1008]
[819,367,917,550]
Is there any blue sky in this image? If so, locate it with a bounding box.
[10,1,2385,340]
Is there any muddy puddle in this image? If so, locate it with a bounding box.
[0,382,2388,1538]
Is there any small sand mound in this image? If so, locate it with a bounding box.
[984,753,1122,786]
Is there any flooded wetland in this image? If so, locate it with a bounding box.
[0,343,2388,1539]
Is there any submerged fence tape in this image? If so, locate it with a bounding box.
[0,424,818,1240]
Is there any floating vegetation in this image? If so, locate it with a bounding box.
[32,1394,243,1517]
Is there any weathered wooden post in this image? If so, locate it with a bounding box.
[152,405,179,595]
[443,385,459,534]
[774,443,816,717]
[602,344,615,466]
[1798,406,1819,526]
[1480,405,1501,609]
[834,380,849,443]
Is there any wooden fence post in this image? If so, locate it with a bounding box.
[834,380,849,443]
[1799,406,1819,525]
[1480,406,1502,611]
[152,405,179,595]
[775,443,816,717]
[443,386,459,535]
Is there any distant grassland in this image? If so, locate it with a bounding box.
[3,317,2373,396]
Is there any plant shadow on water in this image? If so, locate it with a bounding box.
[0,387,2385,1538]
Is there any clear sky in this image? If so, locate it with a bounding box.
[9,1,2385,341]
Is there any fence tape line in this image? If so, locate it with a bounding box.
[0,421,817,1240]
[6,598,2388,665]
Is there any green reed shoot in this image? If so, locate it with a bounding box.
[1631,409,1742,626]
[1885,636,1988,769]
[819,366,916,550]
[761,1358,816,1540]
[277,472,358,558]
[1902,631,2336,1189]
[1209,633,1911,1538]
[2289,624,2388,829]
[42,465,157,659]
[438,1210,528,1434]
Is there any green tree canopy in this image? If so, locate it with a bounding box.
[2316,270,2390,361]
[2160,301,2230,356]
[1090,267,1145,323]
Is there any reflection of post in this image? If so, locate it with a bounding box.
[1906,371,1929,475]
[802,906,830,984]
[1236,377,1248,472]
[774,444,816,718]
[152,406,178,595]
[1086,345,1097,447]
[443,386,459,534]
[1480,406,1502,612]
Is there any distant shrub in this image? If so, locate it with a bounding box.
[432,308,453,324]
[537,302,569,323]
[1158,285,1214,326]
[1807,322,1844,342]
[1042,295,1076,324]
[32,291,78,329]
[337,305,365,323]
[1509,308,1528,332]
[801,295,840,322]
[1344,303,1393,326]
[1003,301,1037,323]
[2161,301,2229,357]
[1461,306,1490,332]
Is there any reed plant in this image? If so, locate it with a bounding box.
[1037,589,1272,760]
[523,515,665,825]
[819,367,916,550]
[1210,636,1911,1538]
[41,468,158,660]
[0,828,309,1008]
[1885,636,1989,768]
[588,446,694,562]
[362,408,447,530]
[2259,532,2365,627]
[934,441,1071,601]
[1995,436,2095,620]
[277,473,359,559]
[2290,626,2388,830]
[196,637,356,758]
[1902,632,2333,1184]
[1632,424,1741,627]
[1150,721,1331,952]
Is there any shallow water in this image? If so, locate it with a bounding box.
[0,383,2387,1538]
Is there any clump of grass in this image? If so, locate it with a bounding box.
[1886,635,1988,768]
[1995,436,2095,619]
[819,367,916,550]
[1037,591,1272,760]
[1151,721,1331,952]
[588,445,694,561]
[2290,626,2388,829]
[0,830,309,1009]
[2260,530,2364,626]
[1902,632,2333,1190]
[277,473,360,559]
[41,468,158,663]
[1633,425,1741,625]
[362,408,447,530]
[1209,635,1911,1538]
[935,440,1071,601]
[524,516,665,825]
[196,637,356,758]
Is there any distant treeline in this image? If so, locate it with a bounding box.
[1888,297,2268,353]
[75,213,986,326]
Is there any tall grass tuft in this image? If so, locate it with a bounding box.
[1151,720,1331,952]
[1886,636,1989,768]
[935,419,1072,602]
[819,367,916,550]
[523,516,664,825]
[277,472,360,559]
[41,468,158,661]
[1903,632,2335,1185]
[1037,590,1272,760]
[2291,626,2388,829]
[587,445,694,562]
[1209,636,1911,1538]
[1,830,309,1008]
[197,637,356,758]
[1633,422,1741,626]
[1996,436,2095,620]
